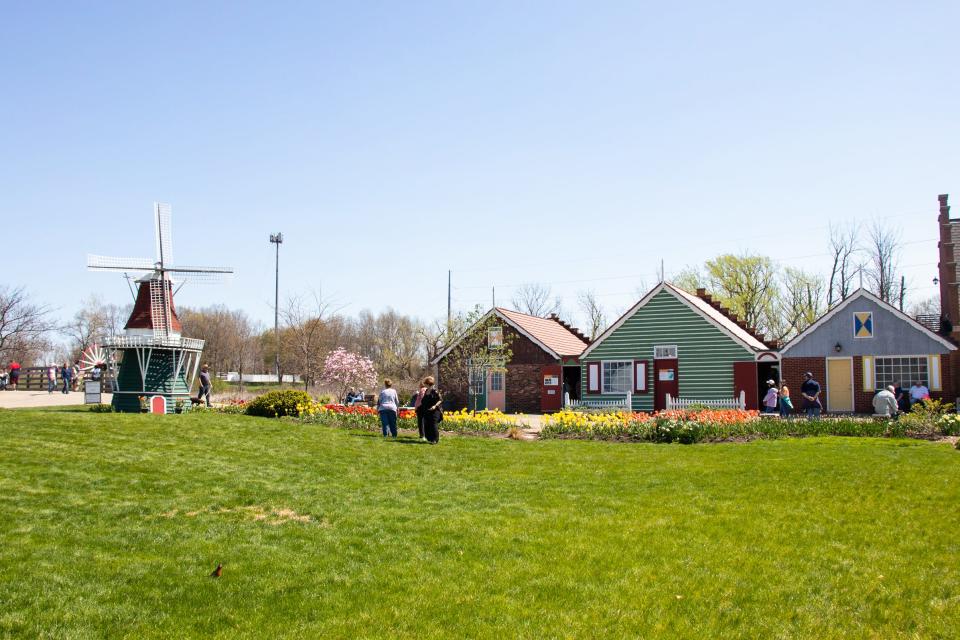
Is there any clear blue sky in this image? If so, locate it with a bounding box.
[4,1,957,331]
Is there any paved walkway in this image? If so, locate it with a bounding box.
[502,413,545,440]
[0,390,112,409]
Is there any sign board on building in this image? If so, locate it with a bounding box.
[658,369,675,381]
[543,375,559,386]
[488,326,503,349]
[84,380,102,404]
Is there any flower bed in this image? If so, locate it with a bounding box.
[301,405,514,435]
[540,408,956,444]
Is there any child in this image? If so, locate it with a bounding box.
[779,384,794,417]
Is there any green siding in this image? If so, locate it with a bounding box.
[112,349,193,413]
[582,289,754,411]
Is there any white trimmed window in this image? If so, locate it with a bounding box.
[490,371,504,392]
[654,345,678,360]
[602,361,633,394]
[469,367,486,395]
[875,356,928,390]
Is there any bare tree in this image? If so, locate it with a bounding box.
[909,295,940,317]
[865,221,902,303]
[511,283,560,316]
[769,268,825,341]
[577,290,607,340]
[827,223,860,307]
[0,286,56,363]
[282,292,338,391]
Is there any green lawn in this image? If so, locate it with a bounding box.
[1,410,959,639]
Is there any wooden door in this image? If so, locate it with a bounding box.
[150,396,167,414]
[733,361,759,410]
[827,358,853,412]
[540,364,563,413]
[487,370,505,411]
[654,359,679,411]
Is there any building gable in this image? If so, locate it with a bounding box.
[585,288,757,361]
[781,290,955,357]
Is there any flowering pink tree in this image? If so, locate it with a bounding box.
[321,348,378,402]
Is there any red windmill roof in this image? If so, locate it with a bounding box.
[125,280,183,332]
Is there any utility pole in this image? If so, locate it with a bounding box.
[447,270,452,328]
[899,275,905,311]
[270,233,283,384]
[492,285,496,308]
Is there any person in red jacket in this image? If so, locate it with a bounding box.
[8,361,21,391]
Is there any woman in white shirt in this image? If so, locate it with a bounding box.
[377,379,400,438]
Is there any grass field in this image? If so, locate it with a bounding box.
[1,409,959,639]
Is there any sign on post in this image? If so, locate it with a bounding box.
[84,380,102,404]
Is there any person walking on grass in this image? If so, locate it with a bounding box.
[46,363,57,393]
[800,371,822,418]
[779,384,794,417]
[762,379,779,414]
[417,376,443,445]
[61,361,73,394]
[377,378,400,438]
[198,364,212,407]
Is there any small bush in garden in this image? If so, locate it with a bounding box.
[900,400,955,437]
[246,390,314,418]
[88,403,113,413]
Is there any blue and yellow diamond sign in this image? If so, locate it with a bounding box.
[854,312,873,338]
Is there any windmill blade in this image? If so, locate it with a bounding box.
[87,254,156,272]
[154,202,173,268]
[149,278,172,339]
[166,265,234,275]
[170,272,234,286]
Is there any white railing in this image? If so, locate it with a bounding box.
[666,391,745,411]
[570,392,633,410]
[103,335,205,350]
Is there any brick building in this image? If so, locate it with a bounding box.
[779,289,955,413]
[432,308,589,413]
[937,193,960,401]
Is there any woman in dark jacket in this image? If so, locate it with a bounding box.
[417,376,443,444]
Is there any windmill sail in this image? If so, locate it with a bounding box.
[154,202,173,268]
[87,255,156,272]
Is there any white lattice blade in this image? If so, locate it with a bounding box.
[170,272,233,286]
[166,265,234,274]
[87,254,156,271]
[154,202,173,267]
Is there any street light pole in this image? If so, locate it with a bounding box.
[270,233,283,384]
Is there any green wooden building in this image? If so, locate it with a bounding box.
[579,282,778,412]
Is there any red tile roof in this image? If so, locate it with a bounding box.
[495,308,589,357]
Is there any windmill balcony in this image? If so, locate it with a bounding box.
[103,335,205,351]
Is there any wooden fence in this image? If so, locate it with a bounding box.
[3,367,114,392]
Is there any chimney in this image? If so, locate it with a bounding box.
[938,194,958,334]
[696,288,706,297]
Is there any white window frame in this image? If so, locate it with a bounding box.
[488,326,503,349]
[654,344,678,360]
[489,370,504,392]
[601,360,633,394]
[873,355,929,390]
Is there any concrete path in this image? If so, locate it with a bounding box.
[0,390,112,409]
[502,414,545,440]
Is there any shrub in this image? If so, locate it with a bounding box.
[245,390,314,418]
[88,403,114,413]
[939,414,960,437]
[900,400,955,438]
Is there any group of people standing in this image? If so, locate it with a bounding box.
[761,371,933,418]
[45,362,77,394]
[375,376,443,444]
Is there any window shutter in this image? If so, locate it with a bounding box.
[587,362,600,394]
[930,355,942,391]
[862,356,874,391]
[634,360,648,393]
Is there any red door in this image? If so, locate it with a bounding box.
[733,361,759,410]
[654,359,679,411]
[150,396,167,414]
[540,364,563,413]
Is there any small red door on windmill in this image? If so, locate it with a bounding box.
[540,364,563,413]
[150,396,167,414]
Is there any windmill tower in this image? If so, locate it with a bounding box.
[88,203,233,413]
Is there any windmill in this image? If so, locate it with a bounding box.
[88,202,233,413]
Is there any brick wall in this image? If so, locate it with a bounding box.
[505,364,542,414]
[436,322,556,411]
[780,356,825,414]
